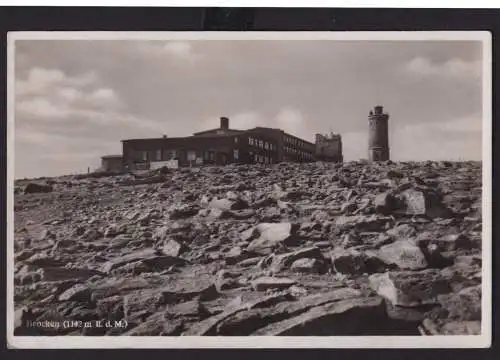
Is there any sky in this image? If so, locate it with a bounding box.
[13,39,484,179]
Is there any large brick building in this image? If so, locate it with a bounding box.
[121,117,342,171]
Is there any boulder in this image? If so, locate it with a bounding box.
[268,246,323,273]
[369,270,453,307]
[376,239,428,270]
[438,284,481,321]
[252,297,389,336]
[245,223,300,255]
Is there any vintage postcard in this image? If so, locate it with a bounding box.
[6,31,492,348]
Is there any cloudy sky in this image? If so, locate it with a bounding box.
[13,38,483,179]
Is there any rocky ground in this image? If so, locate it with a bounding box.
[13,161,482,336]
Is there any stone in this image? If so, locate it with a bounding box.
[268,246,323,273]
[252,297,389,336]
[41,267,104,282]
[24,183,53,194]
[419,318,481,335]
[418,233,476,253]
[25,254,66,268]
[438,284,481,321]
[376,239,428,270]
[251,277,296,292]
[99,249,156,273]
[215,270,244,292]
[386,224,417,239]
[331,248,389,275]
[169,205,199,220]
[159,278,219,304]
[290,258,324,274]
[214,288,363,335]
[162,239,189,257]
[369,270,453,307]
[374,191,398,214]
[400,189,450,218]
[225,246,253,265]
[182,292,292,335]
[58,284,92,302]
[245,223,299,255]
[166,299,210,319]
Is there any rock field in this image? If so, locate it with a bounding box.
[13,161,483,336]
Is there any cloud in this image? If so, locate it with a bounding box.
[403,57,482,80]
[15,67,127,123]
[16,97,70,119]
[342,114,482,162]
[16,67,98,96]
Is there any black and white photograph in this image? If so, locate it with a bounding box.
[6,31,492,348]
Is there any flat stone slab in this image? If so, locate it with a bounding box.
[252,297,386,335]
[251,277,297,292]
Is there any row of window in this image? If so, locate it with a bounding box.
[284,136,308,149]
[284,146,314,159]
[138,149,240,162]
[248,137,275,151]
[254,154,273,164]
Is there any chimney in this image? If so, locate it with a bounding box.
[220,117,229,130]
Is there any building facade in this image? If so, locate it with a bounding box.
[315,132,343,162]
[121,117,340,170]
[100,155,123,173]
[368,105,390,162]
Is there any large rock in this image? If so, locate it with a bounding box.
[215,288,363,335]
[252,297,390,335]
[58,284,92,302]
[268,246,323,273]
[376,239,428,270]
[369,270,453,307]
[399,189,450,218]
[159,276,219,304]
[99,249,156,273]
[245,223,300,255]
[417,233,477,253]
[182,292,293,335]
[162,239,189,257]
[331,248,390,275]
[251,277,297,292]
[438,284,481,321]
[291,258,325,274]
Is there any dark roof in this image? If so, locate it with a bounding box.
[101,155,123,159]
[192,128,245,136]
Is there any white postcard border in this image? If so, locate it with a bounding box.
[6,31,492,349]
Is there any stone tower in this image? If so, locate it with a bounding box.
[368,105,390,161]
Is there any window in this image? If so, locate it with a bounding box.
[209,152,215,161]
[234,137,239,143]
[171,150,177,159]
[187,151,196,161]
[249,137,253,145]
[142,151,148,161]
[264,142,268,150]
[259,140,263,148]
[156,150,162,161]
[233,149,239,160]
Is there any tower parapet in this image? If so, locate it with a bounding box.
[315,132,343,162]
